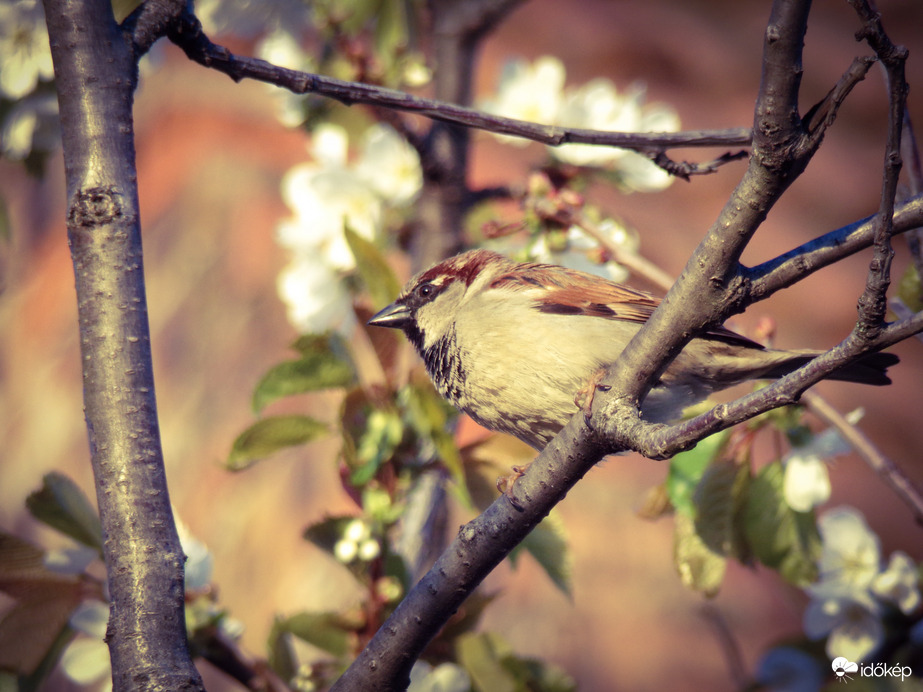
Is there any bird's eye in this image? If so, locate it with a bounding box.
[417,283,434,298]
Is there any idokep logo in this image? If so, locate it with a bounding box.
[831,657,858,682]
[831,657,913,683]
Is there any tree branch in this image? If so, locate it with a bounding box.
[333,2,923,688]
[746,193,923,301]
[848,0,908,343]
[42,0,203,688]
[614,309,923,461]
[329,418,609,692]
[162,9,751,154]
[592,0,816,429]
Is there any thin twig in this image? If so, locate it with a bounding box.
[650,149,749,181]
[889,298,923,344]
[803,55,876,144]
[847,0,907,344]
[803,391,923,524]
[574,212,675,293]
[701,604,751,691]
[900,108,923,289]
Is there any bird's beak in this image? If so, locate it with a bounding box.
[368,302,412,329]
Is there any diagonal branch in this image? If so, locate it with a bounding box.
[619,310,923,461]
[803,392,923,524]
[746,193,923,301]
[329,420,609,692]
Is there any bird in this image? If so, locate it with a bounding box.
[368,248,898,452]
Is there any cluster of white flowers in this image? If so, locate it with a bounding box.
[480,55,680,192]
[803,507,920,662]
[276,122,422,335]
[333,518,381,564]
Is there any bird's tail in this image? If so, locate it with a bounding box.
[760,350,899,386]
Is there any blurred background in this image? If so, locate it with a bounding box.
[2,0,922,689]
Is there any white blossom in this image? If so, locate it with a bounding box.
[407,661,471,692]
[871,551,921,614]
[356,124,423,205]
[334,519,380,564]
[800,507,894,662]
[803,586,883,662]
[553,80,679,191]
[0,0,54,99]
[2,91,59,159]
[174,514,214,592]
[275,123,422,335]
[279,164,382,270]
[783,453,831,512]
[255,28,316,127]
[480,56,565,145]
[813,507,881,592]
[60,601,112,691]
[277,256,355,335]
[783,412,862,512]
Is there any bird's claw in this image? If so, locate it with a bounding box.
[497,464,528,512]
[575,370,611,429]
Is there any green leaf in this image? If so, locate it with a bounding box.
[673,511,726,596]
[898,263,923,313]
[227,415,328,470]
[26,473,102,551]
[0,194,10,243]
[400,383,470,506]
[111,0,143,22]
[517,512,572,598]
[457,632,517,692]
[252,349,355,413]
[267,617,299,682]
[351,408,403,484]
[276,611,356,657]
[693,459,751,562]
[457,632,576,692]
[344,226,401,308]
[666,429,731,516]
[374,0,409,61]
[744,461,821,587]
[501,656,577,692]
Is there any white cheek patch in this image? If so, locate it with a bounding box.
[416,282,467,349]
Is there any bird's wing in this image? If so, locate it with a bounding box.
[490,261,764,349]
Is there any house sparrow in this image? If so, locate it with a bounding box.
[369,249,898,451]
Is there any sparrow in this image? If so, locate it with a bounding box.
[368,249,898,452]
